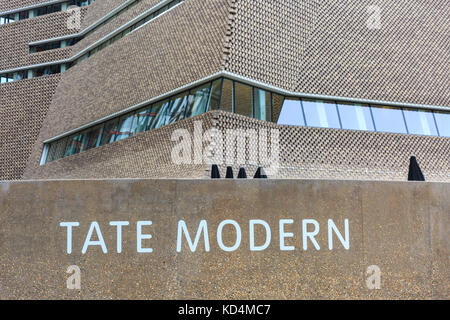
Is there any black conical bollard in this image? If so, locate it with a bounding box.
[408,156,425,181]
[211,164,221,179]
[254,167,268,179]
[226,166,234,179]
[237,167,247,179]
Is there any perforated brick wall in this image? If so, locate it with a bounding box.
[0,74,60,180]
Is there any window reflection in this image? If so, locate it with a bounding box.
[277,98,305,126]
[254,88,271,121]
[234,82,253,118]
[337,102,374,131]
[186,84,211,118]
[43,77,450,164]
[434,111,450,137]
[403,108,438,136]
[167,92,189,125]
[370,105,407,134]
[302,99,340,129]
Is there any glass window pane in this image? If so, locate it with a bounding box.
[302,99,341,129]
[46,137,68,163]
[135,106,154,134]
[272,93,284,123]
[220,79,233,113]
[207,79,222,111]
[403,108,438,136]
[434,111,450,137]
[167,92,189,124]
[149,99,171,129]
[337,102,374,131]
[64,133,83,157]
[234,82,252,117]
[277,98,305,126]
[82,125,103,151]
[254,88,271,121]
[371,105,407,134]
[186,83,211,118]
[100,118,119,146]
[116,113,136,141]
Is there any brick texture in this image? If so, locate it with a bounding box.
[0,74,60,180]
[23,111,450,182]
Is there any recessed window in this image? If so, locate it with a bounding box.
[254,88,271,121]
[186,84,211,118]
[403,108,438,136]
[116,113,137,142]
[100,118,119,146]
[220,79,233,113]
[234,82,253,118]
[277,98,305,126]
[370,105,407,134]
[337,102,374,131]
[302,99,341,129]
[167,92,189,125]
[434,111,450,137]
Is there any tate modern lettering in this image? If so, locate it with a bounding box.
[60,219,350,254]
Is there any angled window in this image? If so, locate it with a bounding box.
[234,82,253,118]
[277,98,305,126]
[254,88,271,121]
[403,108,438,136]
[150,99,171,129]
[186,84,211,118]
[220,79,233,113]
[208,79,222,111]
[167,92,189,125]
[116,113,137,141]
[434,111,450,137]
[337,102,374,131]
[302,99,341,129]
[370,105,407,134]
[100,118,119,146]
[81,125,103,151]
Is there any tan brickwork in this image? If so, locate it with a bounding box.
[224,0,450,106]
[23,111,450,182]
[23,112,214,179]
[0,8,88,70]
[33,0,230,142]
[0,0,52,12]
[0,74,60,180]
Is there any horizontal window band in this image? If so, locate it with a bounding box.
[40,74,450,165]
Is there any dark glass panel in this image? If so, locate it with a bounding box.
[234,82,252,117]
[116,113,137,141]
[100,118,119,146]
[149,99,171,129]
[81,125,103,151]
[271,93,284,123]
[208,79,222,111]
[186,83,211,118]
[46,137,68,163]
[167,92,189,124]
[64,133,83,157]
[220,79,233,113]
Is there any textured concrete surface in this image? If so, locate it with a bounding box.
[0,179,447,299]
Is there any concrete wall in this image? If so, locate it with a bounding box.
[0,179,447,299]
